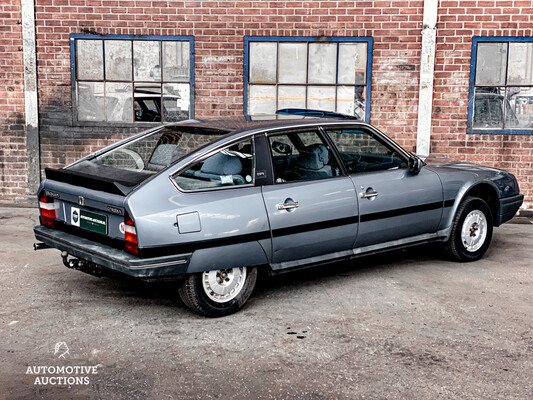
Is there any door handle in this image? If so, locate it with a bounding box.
[360,190,378,199]
[277,201,299,210]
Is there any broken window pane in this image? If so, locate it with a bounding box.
[278,85,306,109]
[473,87,506,129]
[278,43,307,84]
[507,43,533,85]
[338,43,366,84]
[163,83,190,121]
[475,43,507,85]
[105,82,132,122]
[105,40,132,81]
[77,40,103,80]
[506,87,533,129]
[248,85,276,114]
[307,86,336,111]
[133,41,161,82]
[163,41,190,82]
[336,85,365,118]
[249,42,277,84]
[308,43,337,84]
[134,84,162,122]
[78,82,105,121]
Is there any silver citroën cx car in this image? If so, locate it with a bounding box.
[34,110,524,317]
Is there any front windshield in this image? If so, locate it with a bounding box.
[89,126,230,173]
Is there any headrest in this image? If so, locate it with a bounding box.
[296,144,329,170]
[148,144,184,169]
[201,152,243,175]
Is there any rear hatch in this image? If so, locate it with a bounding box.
[38,125,231,250]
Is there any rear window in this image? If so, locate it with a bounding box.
[87,126,230,174]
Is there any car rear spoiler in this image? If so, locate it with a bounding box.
[45,168,138,196]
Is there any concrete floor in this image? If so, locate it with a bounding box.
[1,207,532,400]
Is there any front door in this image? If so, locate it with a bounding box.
[323,126,443,249]
[261,129,359,267]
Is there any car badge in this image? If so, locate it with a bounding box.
[78,196,85,206]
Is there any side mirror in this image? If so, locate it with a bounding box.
[408,155,424,175]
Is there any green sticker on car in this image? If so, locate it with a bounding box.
[79,209,107,234]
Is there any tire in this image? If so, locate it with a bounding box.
[178,266,257,317]
[444,196,494,262]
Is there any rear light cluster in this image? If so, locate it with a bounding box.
[124,211,139,255]
[39,190,57,228]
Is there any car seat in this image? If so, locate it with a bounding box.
[193,152,246,185]
[285,144,332,180]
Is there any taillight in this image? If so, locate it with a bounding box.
[124,210,138,255]
[39,189,56,228]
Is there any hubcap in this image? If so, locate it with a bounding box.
[202,267,247,303]
[461,210,488,252]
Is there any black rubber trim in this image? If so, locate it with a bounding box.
[139,231,271,258]
[272,216,358,237]
[360,200,449,223]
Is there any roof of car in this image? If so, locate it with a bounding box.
[167,115,368,135]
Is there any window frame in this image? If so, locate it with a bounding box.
[69,33,195,127]
[243,36,373,122]
[468,36,533,135]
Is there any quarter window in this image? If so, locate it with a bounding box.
[244,37,373,121]
[325,128,407,173]
[71,34,194,124]
[173,140,254,191]
[469,37,533,133]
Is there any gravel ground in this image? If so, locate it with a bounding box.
[1,207,532,400]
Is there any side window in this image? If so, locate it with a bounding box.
[325,129,407,173]
[173,140,254,191]
[269,131,339,183]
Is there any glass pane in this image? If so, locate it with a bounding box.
[278,85,306,109]
[163,41,190,82]
[269,132,337,183]
[105,82,132,122]
[337,86,365,119]
[175,140,254,190]
[473,87,505,129]
[325,129,406,173]
[506,87,533,129]
[105,40,132,81]
[249,42,277,83]
[77,82,105,121]
[508,42,533,85]
[248,85,276,114]
[76,40,103,80]
[163,83,190,122]
[278,43,307,84]
[338,43,366,84]
[307,86,336,112]
[133,41,161,82]
[134,84,161,122]
[475,43,507,85]
[308,43,337,84]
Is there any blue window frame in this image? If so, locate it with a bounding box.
[468,36,533,135]
[70,34,194,125]
[243,36,373,122]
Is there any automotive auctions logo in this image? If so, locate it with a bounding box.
[26,343,99,386]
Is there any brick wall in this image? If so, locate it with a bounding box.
[0,0,532,211]
[0,0,27,202]
[432,0,533,211]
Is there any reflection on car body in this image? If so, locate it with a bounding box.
[34,109,524,317]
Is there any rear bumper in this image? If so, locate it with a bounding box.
[34,225,190,279]
[497,193,524,226]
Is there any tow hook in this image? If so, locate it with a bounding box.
[61,251,103,278]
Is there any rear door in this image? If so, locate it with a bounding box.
[323,126,443,249]
[260,129,359,268]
